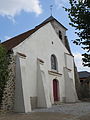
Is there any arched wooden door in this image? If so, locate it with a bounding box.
[53,79,59,101]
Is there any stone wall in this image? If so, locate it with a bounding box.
[30,97,37,110]
[74,64,81,100]
[80,77,90,99]
[1,53,15,111]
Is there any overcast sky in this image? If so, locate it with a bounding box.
[0,0,89,72]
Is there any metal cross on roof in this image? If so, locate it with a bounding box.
[50,5,53,16]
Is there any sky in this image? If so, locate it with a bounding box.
[0,0,89,72]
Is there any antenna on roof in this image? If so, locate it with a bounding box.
[50,5,53,16]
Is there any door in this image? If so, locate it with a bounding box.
[53,79,59,101]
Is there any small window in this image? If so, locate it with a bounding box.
[59,30,62,40]
[51,54,58,70]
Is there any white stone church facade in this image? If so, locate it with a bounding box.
[2,16,78,113]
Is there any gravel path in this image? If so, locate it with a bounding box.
[0,102,90,120]
[33,102,90,117]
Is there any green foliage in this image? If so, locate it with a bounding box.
[0,45,9,105]
[64,0,90,67]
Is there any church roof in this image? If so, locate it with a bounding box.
[78,71,90,79]
[2,16,67,51]
[42,16,67,30]
[42,16,55,23]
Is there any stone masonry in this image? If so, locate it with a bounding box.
[1,53,15,111]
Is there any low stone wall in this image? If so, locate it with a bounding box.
[80,83,90,98]
[1,53,15,111]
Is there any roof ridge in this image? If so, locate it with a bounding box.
[2,16,67,51]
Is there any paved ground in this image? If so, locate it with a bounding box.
[0,102,90,120]
[33,102,90,116]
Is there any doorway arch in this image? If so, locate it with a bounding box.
[53,79,59,101]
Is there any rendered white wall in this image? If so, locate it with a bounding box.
[14,55,25,112]
[13,22,77,112]
[15,55,31,113]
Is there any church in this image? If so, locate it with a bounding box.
[2,16,78,113]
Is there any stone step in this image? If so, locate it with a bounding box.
[53,101,62,105]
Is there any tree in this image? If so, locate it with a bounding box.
[0,45,9,105]
[64,0,90,67]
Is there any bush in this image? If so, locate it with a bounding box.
[0,45,9,106]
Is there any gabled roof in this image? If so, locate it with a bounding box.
[78,71,90,79]
[2,16,67,51]
[42,16,67,30]
[42,16,55,23]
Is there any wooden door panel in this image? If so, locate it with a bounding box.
[53,79,59,101]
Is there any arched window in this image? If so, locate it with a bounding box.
[59,30,62,40]
[51,54,58,70]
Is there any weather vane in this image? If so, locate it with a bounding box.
[50,5,53,16]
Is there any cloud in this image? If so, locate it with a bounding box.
[54,0,69,8]
[4,36,11,40]
[0,0,42,18]
[73,53,90,72]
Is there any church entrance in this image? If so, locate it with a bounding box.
[53,79,59,101]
